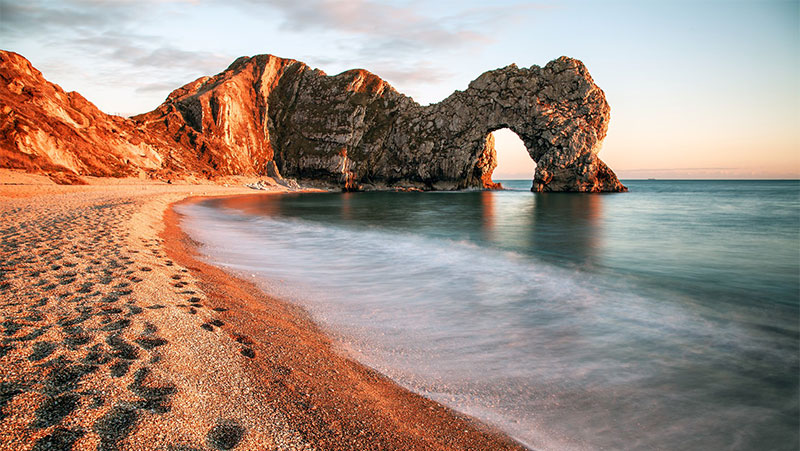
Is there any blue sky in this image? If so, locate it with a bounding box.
[1,0,798,178]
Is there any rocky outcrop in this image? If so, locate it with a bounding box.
[386,59,626,192]
[0,51,165,177]
[1,50,626,191]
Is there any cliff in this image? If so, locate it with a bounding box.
[0,50,626,192]
[0,51,164,178]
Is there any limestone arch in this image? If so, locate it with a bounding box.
[449,58,626,192]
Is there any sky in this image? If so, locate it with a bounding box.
[1,0,798,179]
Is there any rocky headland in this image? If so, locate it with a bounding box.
[1,50,626,192]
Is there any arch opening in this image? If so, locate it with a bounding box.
[490,128,536,188]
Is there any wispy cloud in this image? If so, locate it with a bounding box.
[0,0,163,40]
[251,0,542,60]
[74,31,232,74]
[1,0,536,58]
[242,0,544,98]
[269,0,488,50]
[370,63,453,85]
[2,0,231,71]
[135,81,187,94]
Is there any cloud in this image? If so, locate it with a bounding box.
[0,0,141,37]
[134,47,231,72]
[251,0,534,58]
[238,0,546,101]
[0,0,528,55]
[269,0,486,49]
[81,32,232,74]
[135,80,186,94]
[370,63,453,85]
[1,1,233,86]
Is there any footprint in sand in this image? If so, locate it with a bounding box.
[93,405,139,450]
[234,335,253,346]
[109,360,132,378]
[32,427,85,451]
[42,358,97,396]
[28,341,57,362]
[101,319,131,332]
[106,334,139,361]
[31,393,80,429]
[207,419,245,450]
[128,367,176,413]
[84,344,112,365]
[0,381,26,421]
[134,337,167,350]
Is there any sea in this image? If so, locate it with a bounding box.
[177,180,799,450]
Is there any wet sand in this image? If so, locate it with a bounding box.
[0,171,525,450]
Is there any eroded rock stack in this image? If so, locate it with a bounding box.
[0,50,626,192]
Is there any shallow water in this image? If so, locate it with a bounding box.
[179,180,799,450]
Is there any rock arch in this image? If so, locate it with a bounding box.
[264,56,625,191]
[377,57,627,192]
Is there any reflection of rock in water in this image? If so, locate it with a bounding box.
[480,191,496,241]
[531,194,603,265]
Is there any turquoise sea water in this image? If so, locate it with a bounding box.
[179,180,799,450]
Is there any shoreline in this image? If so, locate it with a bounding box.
[163,194,528,450]
[0,172,525,450]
